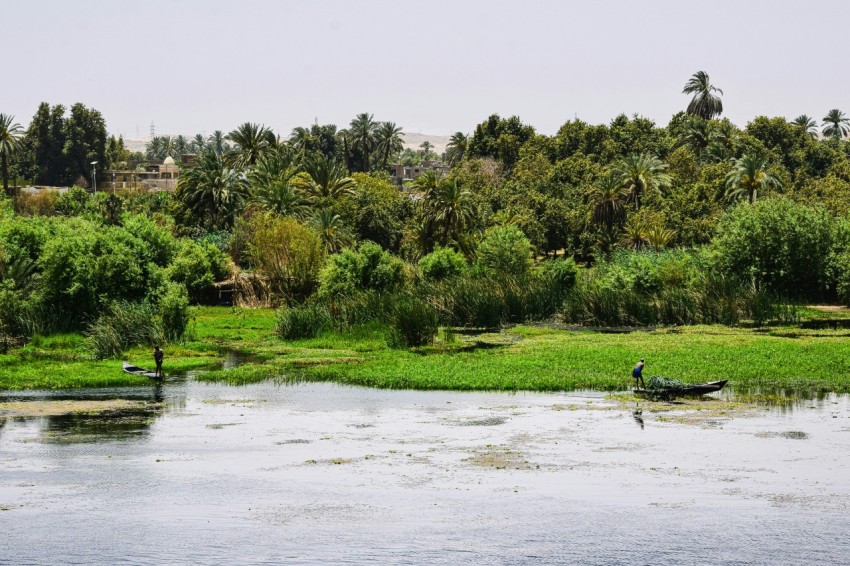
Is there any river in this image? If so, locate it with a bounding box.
[1,376,849,565]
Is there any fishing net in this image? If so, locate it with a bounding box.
[645,375,688,391]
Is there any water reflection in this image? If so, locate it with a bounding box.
[41,406,161,443]
[632,402,644,430]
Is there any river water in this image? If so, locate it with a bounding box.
[1,376,849,565]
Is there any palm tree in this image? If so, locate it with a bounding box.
[160,135,176,159]
[822,109,849,140]
[445,132,468,166]
[311,209,354,253]
[419,140,434,159]
[173,135,190,156]
[683,71,724,120]
[288,126,314,163]
[192,134,207,152]
[675,117,717,160]
[296,154,356,201]
[725,154,782,204]
[208,130,228,155]
[349,113,378,171]
[423,180,475,245]
[375,122,405,169]
[588,173,626,231]
[410,170,440,195]
[791,115,819,139]
[0,114,23,197]
[620,218,646,251]
[643,224,676,252]
[248,151,309,219]
[145,136,163,160]
[613,153,672,210]
[175,150,249,229]
[225,122,276,167]
[337,128,352,172]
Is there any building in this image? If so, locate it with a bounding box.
[103,156,182,191]
[390,160,449,187]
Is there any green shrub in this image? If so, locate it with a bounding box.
[475,225,532,275]
[243,212,325,301]
[122,213,177,267]
[159,282,190,341]
[713,198,836,301]
[419,246,467,280]
[389,294,439,347]
[277,303,331,339]
[37,218,160,325]
[86,301,164,360]
[54,186,94,217]
[165,240,219,302]
[318,241,404,297]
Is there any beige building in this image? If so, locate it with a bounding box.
[104,156,181,191]
[390,160,449,187]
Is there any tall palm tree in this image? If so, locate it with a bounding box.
[424,180,475,245]
[588,173,626,231]
[145,136,163,160]
[445,132,468,166]
[191,134,207,152]
[288,126,314,163]
[683,71,724,120]
[349,113,378,171]
[160,135,176,159]
[296,154,356,202]
[175,150,249,229]
[173,135,190,156]
[725,154,782,204]
[337,128,352,172]
[208,130,228,155]
[0,114,23,197]
[248,150,309,219]
[791,115,819,139]
[822,109,849,140]
[225,122,276,167]
[375,122,405,169]
[419,140,434,159]
[311,209,354,253]
[613,153,672,210]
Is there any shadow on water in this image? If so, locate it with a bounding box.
[40,406,162,443]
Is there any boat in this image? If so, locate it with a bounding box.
[634,379,728,397]
[122,361,162,380]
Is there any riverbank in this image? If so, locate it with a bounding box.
[1,306,849,392]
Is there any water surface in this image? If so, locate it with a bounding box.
[1,378,848,565]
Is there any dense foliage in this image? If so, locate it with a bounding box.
[6,71,850,354]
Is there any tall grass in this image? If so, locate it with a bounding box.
[86,302,165,360]
[388,294,438,347]
[562,257,799,326]
[277,303,331,339]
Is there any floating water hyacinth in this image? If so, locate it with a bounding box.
[645,375,688,391]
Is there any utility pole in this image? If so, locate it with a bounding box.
[91,161,98,192]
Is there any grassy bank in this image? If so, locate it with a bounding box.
[1,307,849,392]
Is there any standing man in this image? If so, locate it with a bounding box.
[632,358,646,389]
[153,345,164,379]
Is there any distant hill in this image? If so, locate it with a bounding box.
[122,132,452,156]
[401,133,451,155]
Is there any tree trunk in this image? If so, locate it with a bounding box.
[1,153,9,197]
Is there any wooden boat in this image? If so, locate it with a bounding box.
[122,361,162,380]
[634,379,728,397]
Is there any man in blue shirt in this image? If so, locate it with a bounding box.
[632,358,646,389]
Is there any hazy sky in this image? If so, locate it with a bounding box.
[3,0,847,138]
